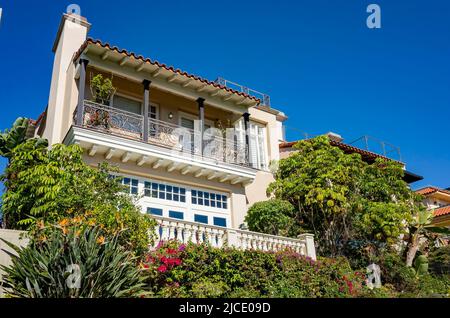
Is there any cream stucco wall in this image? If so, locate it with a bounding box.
[43,14,89,145]
[0,230,29,297]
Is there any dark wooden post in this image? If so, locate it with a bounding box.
[142,79,151,142]
[76,59,89,125]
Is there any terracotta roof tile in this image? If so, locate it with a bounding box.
[434,205,450,217]
[415,187,450,196]
[74,38,260,104]
[279,139,395,163]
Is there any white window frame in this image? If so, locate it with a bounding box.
[114,173,231,227]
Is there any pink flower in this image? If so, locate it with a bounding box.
[167,248,177,255]
[178,244,186,252]
[157,265,167,273]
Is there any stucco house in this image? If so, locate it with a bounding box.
[32,13,315,259]
[415,187,450,227]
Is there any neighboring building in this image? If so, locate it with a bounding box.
[279,132,423,184]
[33,13,316,257]
[415,187,450,227]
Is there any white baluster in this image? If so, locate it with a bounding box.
[206,228,215,246]
[197,226,204,244]
[176,223,184,242]
[190,225,198,244]
[184,226,191,244]
[161,222,169,241]
[168,222,176,240]
[216,230,224,248]
[154,224,161,247]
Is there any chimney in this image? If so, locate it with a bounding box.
[43,13,90,145]
[326,132,344,143]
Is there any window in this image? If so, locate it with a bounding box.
[122,178,139,195]
[147,207,163,216]
[194,214,208,224]
[112,95,142,115]
[169,210,184,220]
[149,105,158,119]
[192,190,227,209]
[144,181,186,203]
[249,123,267,170]
[213,217,227,227]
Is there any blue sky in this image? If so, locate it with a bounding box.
[0,0,449,191]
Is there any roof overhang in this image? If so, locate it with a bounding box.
[74,39,260,114]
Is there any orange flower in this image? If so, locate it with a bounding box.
[37,220,45,229]
[72,216,83,223]
[96,236,105,244]
[59,219,69,227]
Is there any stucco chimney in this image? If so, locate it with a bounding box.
[326,132,344,143]
[44,13,90,145]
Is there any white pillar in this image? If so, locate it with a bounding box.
[298,233,316,260]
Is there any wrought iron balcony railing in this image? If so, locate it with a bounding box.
[74,100,251,168]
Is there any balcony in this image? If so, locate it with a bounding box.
[68,100,257,185]
[153,216,316,260]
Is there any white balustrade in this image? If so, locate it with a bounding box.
[152,216,316,260]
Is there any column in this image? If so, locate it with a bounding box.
[298,233,317,260]
[76,59,89,125]
[196,97,205,156]
[243,112,251,167]
[142,79,151,142]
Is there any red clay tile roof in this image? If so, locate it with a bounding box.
[434,205,450,217]
[74,38,260,104]
[415,187,450,196]
[279,139,396,163]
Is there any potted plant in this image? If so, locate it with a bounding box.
[90,73,116,105]
[86,74,116,129]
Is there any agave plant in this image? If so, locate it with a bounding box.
[0,226,147,298]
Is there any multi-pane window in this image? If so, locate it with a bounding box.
[249,123,267,170]
[234,119,268,170]
[144,181,186,203]
[122,178,139,195]
[191,190,227,209]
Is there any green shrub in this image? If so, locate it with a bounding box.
[142,241,367,298]
[245,199,296,236]
[1,226,146,298]
[429,245,450,276]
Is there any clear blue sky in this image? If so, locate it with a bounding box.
[0,0,449,191]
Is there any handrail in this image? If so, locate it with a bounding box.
[75,100,253,168]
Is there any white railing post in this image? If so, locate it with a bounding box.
[226,229,240,249]
[298,233,316,260]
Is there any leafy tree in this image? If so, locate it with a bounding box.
[1,140,155,255]
[0,117,47,228]
[268,136,418,257]
[245,199,296,236]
